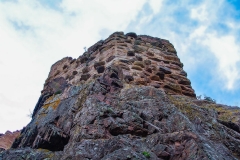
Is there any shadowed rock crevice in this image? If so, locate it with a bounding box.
[33,125,70,151]
[217,119,240,133]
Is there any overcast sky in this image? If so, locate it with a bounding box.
[0,0,240,133]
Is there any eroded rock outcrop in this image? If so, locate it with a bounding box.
[1,32,240,160]
[0,131,20,150]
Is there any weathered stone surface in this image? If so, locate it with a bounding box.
[80,74,91,81]
[88,40,104,53]
[127,50,135,56]
[1,31,240,159]
[125,32,137,38]
[159,66,171,74]
[0,148,63,160]
[0,131,20,150]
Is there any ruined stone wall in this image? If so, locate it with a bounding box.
[44,32,195,97]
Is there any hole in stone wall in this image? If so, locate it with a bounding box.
[124,75,134,82]
[110,73,119,79]
[96,66,105,73]
[111,81,121,88]
[156,72,165,80]
[36,134,70,151]
[33,125,70,151]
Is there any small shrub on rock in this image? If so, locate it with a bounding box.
[142,151,150,158]
[204,95,216,103]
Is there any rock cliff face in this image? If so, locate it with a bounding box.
[0,131,20,151]
[1,32,240,160]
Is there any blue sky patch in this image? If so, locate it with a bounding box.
[1,0,18,2]
[10,20,31,32]
[37,0,62,11]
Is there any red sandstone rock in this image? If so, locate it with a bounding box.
[0,131,20,150]
[42,32,195,98]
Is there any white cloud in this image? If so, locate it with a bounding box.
[190,4,208,22]
[190,0,224,24]
[189,26,207,40]
[188,0,240,91]
[60,0,147,30]
[203,35,240,89]
[149,0,163,14]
